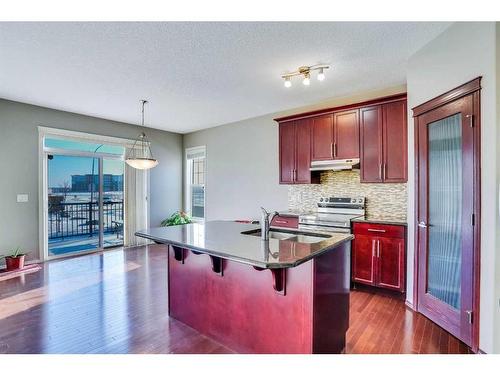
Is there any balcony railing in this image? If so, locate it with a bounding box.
[48,200,123,240]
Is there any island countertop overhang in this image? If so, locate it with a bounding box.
[135,220,353,269]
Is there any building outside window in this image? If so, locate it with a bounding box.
[185,146,206,220]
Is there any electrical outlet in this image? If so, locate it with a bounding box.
[17,194,29,203]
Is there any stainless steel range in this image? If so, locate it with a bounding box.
[299,197,365,233]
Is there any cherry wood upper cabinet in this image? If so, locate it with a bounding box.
[295,119,313,183]
[360,99,407,183]
[311,111,359,161]
[383,101,408,182]
[274,93,407,185]
[311,114,334,161]
[278,119,318,184]
[334,110,360,159]
[360,106,383,182]
[279,122,296,184]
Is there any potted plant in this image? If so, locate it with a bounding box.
[0,247,28,271]
[161,211,193,227]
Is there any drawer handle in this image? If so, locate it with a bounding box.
[367,228,386,233]
[275,220,289,224]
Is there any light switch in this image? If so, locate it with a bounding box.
[17,194,29,203]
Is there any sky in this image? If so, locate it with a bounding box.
[46,138,124,188]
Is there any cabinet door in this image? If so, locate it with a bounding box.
[311,114,334,161]
[383,100,407,182]
[360,106,383,182]
[333,109,359,159]
[295,119,312,183]
[279,122,296,184]
[352,234,376,285]
[376,237,405,291]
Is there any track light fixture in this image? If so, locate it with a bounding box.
[281,64,329,88]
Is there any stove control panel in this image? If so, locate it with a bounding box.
[318,197,365,206]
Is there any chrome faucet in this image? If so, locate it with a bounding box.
[260,207,279,240]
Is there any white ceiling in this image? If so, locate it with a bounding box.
[0,22,451,133]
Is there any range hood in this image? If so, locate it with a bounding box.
[310,159,360,172]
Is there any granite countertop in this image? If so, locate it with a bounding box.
[351,217,407,226]
[135,220,353,269]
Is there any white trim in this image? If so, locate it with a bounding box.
[38,126,138,147]
[184,145,206,221]
[43,147,125,160]
[38,128,135,262]
[38,132,48,261]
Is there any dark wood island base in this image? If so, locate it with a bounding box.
[167,242,350,354]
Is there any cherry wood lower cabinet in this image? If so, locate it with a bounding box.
[168,243,350,353]
[352,222,406,292]
[270,214,299,229]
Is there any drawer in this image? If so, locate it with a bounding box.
[353,222,405,239]
[271,215,299,229]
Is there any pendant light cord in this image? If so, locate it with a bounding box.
[126,99,156,161]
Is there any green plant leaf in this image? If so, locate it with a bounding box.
[161,211,193,226]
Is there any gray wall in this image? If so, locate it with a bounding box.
[183,85,406,222]
[0,99,183,260]
[406,22,498,353]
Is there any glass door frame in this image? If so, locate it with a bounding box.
[412,77,481,352]
[38,127,132,261]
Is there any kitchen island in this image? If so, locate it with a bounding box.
[135,221,353,354]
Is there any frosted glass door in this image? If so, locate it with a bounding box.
[416,90,476,349]
[427,114,462,309]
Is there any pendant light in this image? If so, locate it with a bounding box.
[126,100,159,170]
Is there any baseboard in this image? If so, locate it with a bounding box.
[404,299,415,310]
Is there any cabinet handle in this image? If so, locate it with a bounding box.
[293,170,297,181]
[334,143,337,158]
[331,143,334,157]
[383,163,387,180]
[372,240,376,257]
[377,240,380,258]
[275,220,288,224]
[379,164,382,180]
[367,228,386,233]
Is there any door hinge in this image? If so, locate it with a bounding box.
[466,114,474,128]
[466,310,473,324]
[471,213,475,226]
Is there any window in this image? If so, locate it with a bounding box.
[185,146,206,220]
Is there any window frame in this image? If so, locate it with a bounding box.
[185,146,206,222]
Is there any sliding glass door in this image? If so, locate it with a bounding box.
[47,154,101,255]
[44,137,125,258]
[102,158,124,248]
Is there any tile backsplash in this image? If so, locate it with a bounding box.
[288,170,407,220]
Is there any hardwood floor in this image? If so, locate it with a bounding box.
[0,245,471,354]
[347,284,471,354]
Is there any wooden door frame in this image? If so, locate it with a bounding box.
[412,77,482,352]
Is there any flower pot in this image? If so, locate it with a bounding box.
[5,255,25,271]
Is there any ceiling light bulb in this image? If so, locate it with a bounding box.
[303,73,311,86]
[284,77,292,88]
[317,68,325,81]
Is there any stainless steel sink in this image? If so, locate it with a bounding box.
[241,229,330,244]
[291,234,328,244]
